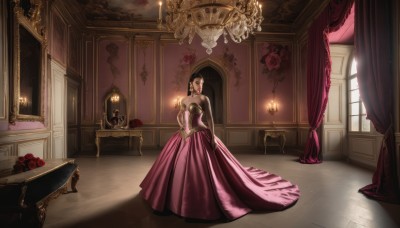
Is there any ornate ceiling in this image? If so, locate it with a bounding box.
[74,0,320,26]
[70,0,353,43]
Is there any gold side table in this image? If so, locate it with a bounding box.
[263,130,286,154]
[95,129,143,157]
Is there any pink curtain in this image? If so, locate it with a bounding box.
[355,0,400,203]
[300,0,354,164]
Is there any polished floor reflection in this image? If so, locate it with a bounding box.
[44,150,400,228]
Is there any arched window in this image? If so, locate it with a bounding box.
[348,57,370,132]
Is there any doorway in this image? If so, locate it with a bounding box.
[197,66,223,124]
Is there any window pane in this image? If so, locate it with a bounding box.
[350,77,358,90]
[361,115,371,132]
[350,102,359,115]
[361,102,367,114]
[350,116,360,131]
[350,90,360,102]
[350,58,357,75]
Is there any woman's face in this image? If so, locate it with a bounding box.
[191,77,204,95]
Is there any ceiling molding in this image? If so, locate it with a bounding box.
[53,0,86,30]
[293,0,331,35]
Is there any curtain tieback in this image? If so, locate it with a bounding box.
[308,128,316,138]
[381,123,394,151]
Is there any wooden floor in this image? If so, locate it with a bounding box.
[44,150,400,228]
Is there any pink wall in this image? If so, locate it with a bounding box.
[97,38,129,119]
[224,44,251,124]
[51,11,67,66]
[86,35,299,127]
[160,37,251,124]
[256,42,294,124]
[8,122,45,130]
[160,42,189,123]
[68,28,81,74]
[300,42,309,123]
[135,41,156,123]
[83,38,94,123]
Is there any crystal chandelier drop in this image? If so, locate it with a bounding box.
[165,0,264,55]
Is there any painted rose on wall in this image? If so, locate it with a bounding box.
[222,47,241,89]
[172,48,197,90]
[260,43,291,92]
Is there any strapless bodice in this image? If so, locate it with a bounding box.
[180,102,208,137]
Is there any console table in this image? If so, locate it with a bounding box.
[95,129,143,157]
[263,130,286,154]
[0,159,79,227]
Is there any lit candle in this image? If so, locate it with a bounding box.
[159,1,162,21]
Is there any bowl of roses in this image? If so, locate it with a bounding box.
[12,153,46,174]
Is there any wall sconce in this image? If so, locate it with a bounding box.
[19,96,28,106]
[110,93,120,103]
[267,99,278,115]
[174,96,182,109]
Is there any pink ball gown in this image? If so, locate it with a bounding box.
[140,103,300,221]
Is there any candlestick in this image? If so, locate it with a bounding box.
[159,1,162,21]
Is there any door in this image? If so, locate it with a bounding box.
[50,59,67,159]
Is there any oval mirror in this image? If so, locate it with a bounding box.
[104,87,127,129]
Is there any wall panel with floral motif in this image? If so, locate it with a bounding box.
[223,44,251,124]
[256,42,294,124]
[160,42,190,124]
[135,40,156,124]
[97,37,130,119]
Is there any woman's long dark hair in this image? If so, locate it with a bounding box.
[187,72,204,96]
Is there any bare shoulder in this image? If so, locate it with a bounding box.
[200,94,210,102]
[199,95,211,109]
[181,96,191,104]
[179,96,190,108]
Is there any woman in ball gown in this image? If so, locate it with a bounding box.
[140,73,300,221]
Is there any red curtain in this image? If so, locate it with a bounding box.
[355,0,400,203]
[300,0,354,164]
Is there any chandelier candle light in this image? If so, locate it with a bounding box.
[267,99,278,115]
[164,0,263,55]
[267,92,278,115]
[110,93,120,103]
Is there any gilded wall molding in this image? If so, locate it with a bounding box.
[13,0,46,39]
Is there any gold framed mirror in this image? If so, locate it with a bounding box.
[9,0,45,124]
[103,87,127,129]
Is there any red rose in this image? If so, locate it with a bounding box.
[24,153,34,160]
[183,54,196,65]
[27,159,37,170]
[37,159,45,167]
[265,52,282,71]
[135,119,143,127]
[18,156,25,163]
[130,119,143,128]
[13,163,25,173]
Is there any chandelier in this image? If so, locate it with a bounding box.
[165,0,263,55]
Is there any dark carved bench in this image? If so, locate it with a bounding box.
[0,159,79,227]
